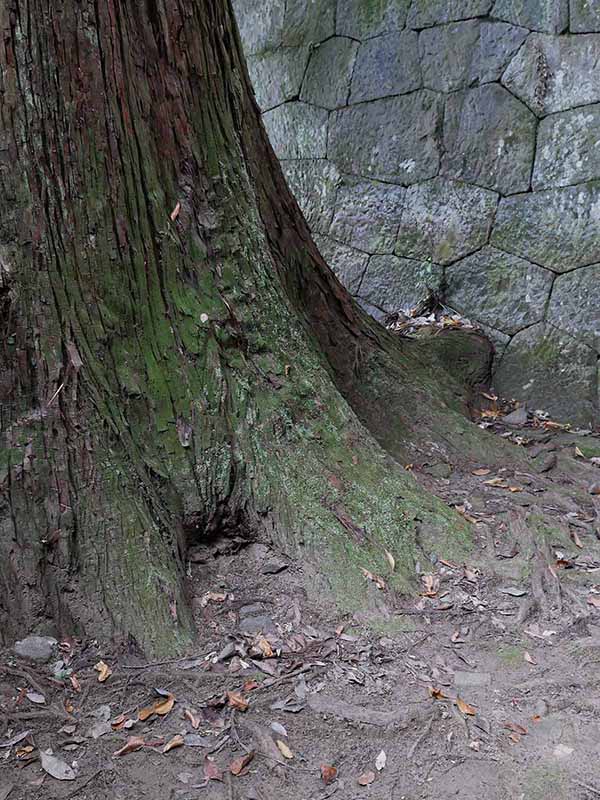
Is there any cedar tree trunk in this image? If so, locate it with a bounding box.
[0,0,493,653]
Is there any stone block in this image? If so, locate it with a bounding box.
[420,20,481,92]
[282,160,342,235]
[493,323,598,426]
[492,182,600,271]
[470,21,530,83]
[503,33,600,115]
[329,91,442,184]
[281,0,335,47]
[313,235,370,293]
[442,84,536,194]
[301,37,359,109]
[571,0,600,32]
[358,255,444,313]
[533,104,600,188]
[248,47,310,110]
[350,30,421,103]
[396,178,498,264]
[263,102,328,159]
[329,177,405,254]
[492,0,568,33]
[445,247,553,334]
[408,0,493,28]
[336,0,410,39]
[233,0,285,54]
[547,264,600,351]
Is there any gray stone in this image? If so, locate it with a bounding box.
[420,21,481,92]
[502,405,528,425]
[280,0,335,48]
[503,33,600,115]
[470,21,530,84]
[313,235,369,293]
[442,84,536,194]
[328,91,443,185]
[357,298,388,323]
[239,615,277,634]
[408,0,493,28]
[263,102,328,159]
[232,0,285,54]
[14,635,57,662]
[247,47,310,110]
[492,182,600,271]
[396,178,497,265]
[445,247,553,334]
[494,324,598,426]
[480,324,511,359]
[420,20,529,92]
[547,264,600,351]
[336,0,410,39]
[492,0,568,33]
[282,160,342,235]
[571,0,600,32]
[350,31,421,104]
[358,255,444,313]
[454,670,492,687]
[533,104,600,189]
[301,38,358,109]
[329,177,405,254]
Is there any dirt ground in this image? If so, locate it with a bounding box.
[2,409,600,800]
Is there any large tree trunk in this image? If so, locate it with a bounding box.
[0,0,494,653]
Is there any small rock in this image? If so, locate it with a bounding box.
[589,484,600,495]
[533,452,557,473]
[14,635,57,663]
[239,603,265,618]
[502,406,528,427]
[423,462,453,479]
[262,559,289,575]
[239,615,276,634]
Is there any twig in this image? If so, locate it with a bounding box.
[574,780,600,797]
[64,769,103,798]
[121,653,207,670]
[4,666,48,699]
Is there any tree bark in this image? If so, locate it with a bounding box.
[0,0,493,652]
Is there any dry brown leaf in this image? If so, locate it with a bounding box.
[94,661,112,683]
[227,691,249,712]
[587,594,600,608]
[184,708,200,730]
[321,765,337,785]
[456,697,477,716]
[357,770,375,786]
[242,679,259,692]
[163,734,184,754]
[575,446,585,458]
[138,704,155,722]
[200,591,227,608]
[472,468,491,476]
[70,674,81,693]
[508,486,523,493]
[421,574,439,597]
[154,694,175,716]
[504,721,528,736]
[428,687,448,700]
[113,736,145,757]
[111,714,129,730]
[484,477,508,487]
[170,201,181,221]
[255,636,274,658]
[230,751,254,776]
[276,739,293,759]
[360,567,386,590]
[385,549,396,572]
[204,757,223,782]
[524,652,537,665]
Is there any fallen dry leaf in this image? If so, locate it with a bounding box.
[357,770,376,786]
[242,679,259,692]
[154,694,175,716]
[504,722,528,736]
[70,675,81,693]
[428,687,448,700]
[321,765,337,785]
[276,739,293,759]
[40,751,76,781]
[138,704,155,722]
[94,661,112,683]
[360,567,386,590]
[184,708,200,729]
[227,691,249,712]
[456,697,477,716]
[113,736,145,757]
[524,652,537,665]
[587,594,600,608]
[571,530,584,549]
[375,750,387,771]
[204,757,223,782]
[472,468,491,476]
[255,635,274,658]
[421,574,439,597]
[385,550,396,572]
[170,201,181,221]
[200,591,227,608]
[575,446,585,458]
[163,734,184,754]
[230,751,254,776]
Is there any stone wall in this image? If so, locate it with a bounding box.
[234,0,600,427]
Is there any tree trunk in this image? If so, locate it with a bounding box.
[0,0,493,653]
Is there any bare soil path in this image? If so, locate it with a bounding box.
[3,412,600,800]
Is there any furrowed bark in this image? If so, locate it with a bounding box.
[0,0,493,653]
